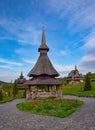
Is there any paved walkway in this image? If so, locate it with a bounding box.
[0,96,95,130]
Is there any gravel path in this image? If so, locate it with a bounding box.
[0,96,95,130]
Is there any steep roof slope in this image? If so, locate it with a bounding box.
[28,28,59,77]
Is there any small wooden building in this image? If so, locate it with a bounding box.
[67,66,84,84]
[16,72,26,90]
[25,28,62,98]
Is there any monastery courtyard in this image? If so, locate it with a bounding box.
[0,96,95,130]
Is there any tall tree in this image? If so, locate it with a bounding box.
[84,74,92,91]
[3,83,12,97]
[13,81,18,97]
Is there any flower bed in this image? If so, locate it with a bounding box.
[17,98,83,118]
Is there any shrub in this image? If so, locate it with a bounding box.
[84,74,92,91]
[13,81,18,97]
[2,83,12,97]
[0,90,3,100]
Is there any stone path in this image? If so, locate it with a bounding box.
[0,96,95,130]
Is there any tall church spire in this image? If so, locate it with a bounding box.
[75,65,77,70]
[38,27,49,52]
[20,72,24,78]
[28,27,59,77]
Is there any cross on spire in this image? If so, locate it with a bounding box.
[42,22,44,30]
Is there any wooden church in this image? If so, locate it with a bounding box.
[66,65,84,84]
[25,28,62,98]
[16,72,26,90]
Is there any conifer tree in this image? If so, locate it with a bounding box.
[84,74,92,91]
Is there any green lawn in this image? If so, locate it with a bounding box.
[0,97,16,103]
[17,98,83,118]
[0,90,25,104]
[61,82,95,97]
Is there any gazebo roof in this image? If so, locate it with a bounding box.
[25,77,61,86]
[28,53,59,77]
[28,28,59,77]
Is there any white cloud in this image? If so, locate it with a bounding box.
[55,64,74,77]
[0,71,29,82]
[22,58,36,64]
[15,48,26,54]
[81,55,95,63]
[0,58,22,66]
[60,50,68,56]
[79,30,95,73]
[0,65,12,69]
[0,18,41,45]
[46,0,95,32]
[55,63,91,76]
[82,31,95,49]
[79,53,95,74]
[0,72,19,82]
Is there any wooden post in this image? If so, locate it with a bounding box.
[48,86,49,92]
[28,85,31,91]
[56,86,58,94]
[50,86,52,92]
[36,86,39,92]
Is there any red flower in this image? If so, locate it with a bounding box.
[31,101,35,106]
[54,103,58,107]
[49,99,53,102]
[47,103,50,107]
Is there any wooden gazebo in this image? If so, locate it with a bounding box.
[25,28,62,98]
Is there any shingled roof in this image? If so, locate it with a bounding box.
[28,28,59,77]
[25,77,61,86]
[38,27,49,52]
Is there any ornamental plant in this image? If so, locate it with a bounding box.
[17,98,83,118]
[84,74,92,91]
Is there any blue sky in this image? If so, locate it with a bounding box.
[0,0,95,82]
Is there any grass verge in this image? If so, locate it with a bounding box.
[0,97,16,104]
[61,82,95,97]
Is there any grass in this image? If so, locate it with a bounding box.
[0,97,16,103]
[61,82,95,97]
[0,90,25,104]
[1,81,95,104]
[17,98,83,118]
